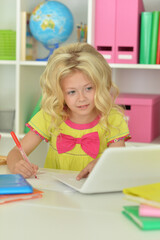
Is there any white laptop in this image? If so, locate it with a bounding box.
[51,146,160,194]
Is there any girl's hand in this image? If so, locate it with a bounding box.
[76,140,125,181]
[76,158,99,180]
[13,160,38,178]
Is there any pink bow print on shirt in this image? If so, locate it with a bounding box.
[56,132,100,159]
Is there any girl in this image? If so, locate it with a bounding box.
[7,42,130,179]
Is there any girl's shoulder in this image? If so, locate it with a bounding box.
[30,109,52,125]
[108,108,126,124]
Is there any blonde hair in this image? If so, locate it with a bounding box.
[40,42,122,133]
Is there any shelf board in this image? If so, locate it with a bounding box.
[109,63,160,70]
[18,61,160,69]
[0,133,12,138]
[20,61,47,66]
[0,60,16,65]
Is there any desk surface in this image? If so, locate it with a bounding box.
[0,165,159,240]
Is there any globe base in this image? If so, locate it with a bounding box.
[36,43,59,61]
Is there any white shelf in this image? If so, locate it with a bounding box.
[19,61,160,69]
[0,60,16,65]
[109,63,160,70]
[20,61,47,66]
[0,133,13,138]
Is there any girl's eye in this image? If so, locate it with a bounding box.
[86,86,92,91]
[67,90,75,95]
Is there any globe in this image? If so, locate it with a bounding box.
[29,1,74,61]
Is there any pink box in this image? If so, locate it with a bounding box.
[115,0,144,63]
[94,0,116,63]
[116,93,160,143]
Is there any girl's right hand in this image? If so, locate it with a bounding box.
[13,159,38,178]
[76,158,99,180]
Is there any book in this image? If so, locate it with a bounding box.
[139,204,160,217]
[0,174,33,194]
[0,188,43,205]
[149,11,160,64]
[21,11,37,61]
[122,205,160,230]
[123,182,160,208]
[139,12,153,64]
[156,12,160,64]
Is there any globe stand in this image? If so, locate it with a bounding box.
[36,43,59,61]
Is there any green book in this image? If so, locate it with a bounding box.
[122,205,160,230]
[139,12,153,64]
[149,11,160,64]
[24,96,42,133]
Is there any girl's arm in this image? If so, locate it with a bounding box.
[76,139,125,180]
[7,130,42,178]
[108,139,125,148]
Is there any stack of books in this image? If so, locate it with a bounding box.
[0,174,43,205]
[21,12,37,61]
[139,11,160,64]
[122,183,160,230]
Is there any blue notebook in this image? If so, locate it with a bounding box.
[0,174,33,194]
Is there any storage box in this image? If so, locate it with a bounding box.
[116,94,160,143]
[0,30,16,60]
[0,110,15,132]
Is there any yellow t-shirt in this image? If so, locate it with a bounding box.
[27,109,130,171]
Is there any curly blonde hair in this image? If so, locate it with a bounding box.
[40,42,123,133]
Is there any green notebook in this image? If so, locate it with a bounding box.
[122,205,160,230]
[149,11,160,64]
[139,12,153,64]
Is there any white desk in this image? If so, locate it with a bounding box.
[0,165,159,240]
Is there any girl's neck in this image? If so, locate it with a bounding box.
[68,111,98,124]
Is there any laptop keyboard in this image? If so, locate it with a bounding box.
[52,172,86,189]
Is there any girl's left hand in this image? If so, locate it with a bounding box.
[76,158,99,180]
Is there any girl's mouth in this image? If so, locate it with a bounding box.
[77,104,89,109]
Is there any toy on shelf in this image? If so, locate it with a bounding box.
[29,1,74,61]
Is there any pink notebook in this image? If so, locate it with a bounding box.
[139,204,160,218]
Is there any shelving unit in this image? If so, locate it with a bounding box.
[0,0,160,165]
[0,0,88,166]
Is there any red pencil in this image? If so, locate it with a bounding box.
[10,131,37,178]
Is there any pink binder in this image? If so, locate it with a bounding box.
[115,0,144,63]
[139,204,160,218]
[94,0,116,63]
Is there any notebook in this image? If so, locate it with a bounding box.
[123,182,160,208]
[122,205,160,230]
[0,174,33,194]
[51,146,160,194]
[0,188,43,205]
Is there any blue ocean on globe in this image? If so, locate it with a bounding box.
[29,1,74,60]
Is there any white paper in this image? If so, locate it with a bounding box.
[27,169,75,193]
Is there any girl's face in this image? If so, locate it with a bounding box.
[61,71,97,123]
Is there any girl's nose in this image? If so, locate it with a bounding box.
[78,91,85,101]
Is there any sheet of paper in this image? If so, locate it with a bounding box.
[27,169,75,193]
